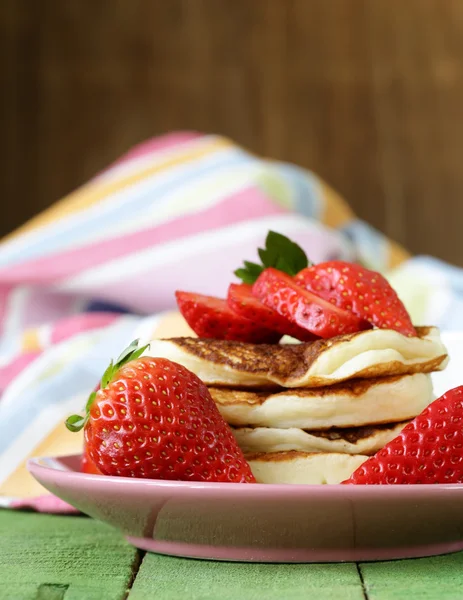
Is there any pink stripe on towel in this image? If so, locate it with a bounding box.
[11,495,79,514]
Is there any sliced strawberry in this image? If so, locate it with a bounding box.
[67,341,256,483]
[175,290,280,343]
[227,283,318,342]
[253,268,371,339]
[295,261,416,336]
[343,385,463,484]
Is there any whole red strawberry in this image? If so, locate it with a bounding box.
[343,386,463,485]
[295,261,416,336]
[175,290,280,343]
[81,451,102,475]
[253,268,371,339]
[81,382,104,474]
[227,283,318,342]
[67,341,256,483]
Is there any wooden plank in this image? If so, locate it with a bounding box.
[0,510,140,600]
[360,552,463,599]
[4,508,463,599]
[128,552,365,600]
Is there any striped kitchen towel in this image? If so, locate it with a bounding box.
[0,131,460,511]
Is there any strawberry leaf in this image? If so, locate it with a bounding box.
[100,360,114,389]
[65,339,150,434]
[115,339,140,365]
[100,340,149,391]
[85,391,97,412]
[65,414,87,432]
[235,230,311,283]
[127,344,150,363]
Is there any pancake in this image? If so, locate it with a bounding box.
[246,451,367,484]
[209,373,433,428]
[145,326,448,388]
[233,421,407,455]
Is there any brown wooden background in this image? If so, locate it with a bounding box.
[2,0,463,264]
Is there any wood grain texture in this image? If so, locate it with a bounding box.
[129,552,365,600]
[359,552,463,599]
[0,510,139,599]
[2,0,463,264]
[3,510,463,599]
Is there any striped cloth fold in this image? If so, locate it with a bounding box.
[0,131,460,511]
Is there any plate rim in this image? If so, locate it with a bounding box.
[27,453,463,497]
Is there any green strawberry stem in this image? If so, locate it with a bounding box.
[65,339,150,433]
[234,230,312,284]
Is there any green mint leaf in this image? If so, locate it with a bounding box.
[65,414,87,432]
[234,268,257,284]
[265,231,309,274]
[234,230,311,283]
[100,360,114,389]
[234,262,264,284]
[257,248,266,265]
[243,261,263,277]
[274,255,295,275]
[258,247,277,268]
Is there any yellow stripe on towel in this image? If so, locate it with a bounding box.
[1,425,84,499]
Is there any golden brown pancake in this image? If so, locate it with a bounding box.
[208,373,433,428]
[145,326,448,388]
[232,421,407,455]
[246,451,367,484]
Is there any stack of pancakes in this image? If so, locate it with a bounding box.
[147,326,449,484]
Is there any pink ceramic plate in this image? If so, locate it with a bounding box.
[28,454,463,563]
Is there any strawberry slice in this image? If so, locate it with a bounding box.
[295,261,416,337]
[253,268,371,339]
[343,385,463,484]
[227,283,318,342]
[175,291,280,343]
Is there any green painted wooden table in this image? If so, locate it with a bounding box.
[1,510,463,600]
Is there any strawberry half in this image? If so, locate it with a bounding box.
[67,341,256,483]
[343,386,463,485]
[295,261,416,336]
[175,290,280,343]
[253,268,371,339]
[227,283,318,342]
